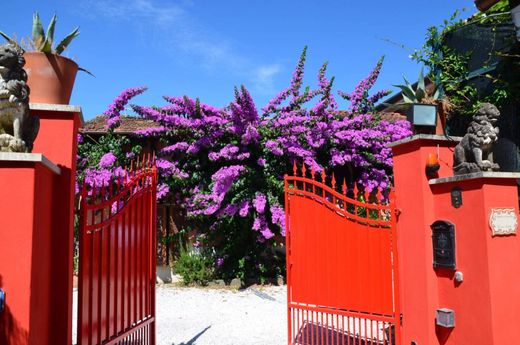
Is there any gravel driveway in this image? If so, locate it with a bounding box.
[73,285,287,345]
[158,285,287,345]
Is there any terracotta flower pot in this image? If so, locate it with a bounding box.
[23,52,79,105]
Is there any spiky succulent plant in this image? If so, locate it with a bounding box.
[0,12,79,54]
[393,68,441,104]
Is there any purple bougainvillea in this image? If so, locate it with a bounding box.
[77,48,411,280]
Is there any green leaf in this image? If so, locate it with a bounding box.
[393,84,417,103]
[402,94,414,104]
[432,87,440,100]
[78,67,95,77]
[0,31,19,50]
[415,88,425,102]
[417,68,426,94]
[402,75,413,89]
[32,12,45,48]
[55,27,79,54]
[41,14,57,53]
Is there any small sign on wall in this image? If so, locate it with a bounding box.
[489,208,518,236]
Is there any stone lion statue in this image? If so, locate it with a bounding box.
[453,103,500,175]
[0,44,39,152]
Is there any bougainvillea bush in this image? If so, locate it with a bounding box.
[77,48,411,282]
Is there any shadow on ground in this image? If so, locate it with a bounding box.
[172,325,211,345]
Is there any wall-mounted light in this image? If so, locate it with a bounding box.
[407,103,438,129]
[436,308,455,328]
[426,153,440,179]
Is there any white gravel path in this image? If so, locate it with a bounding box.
[73,285,287,345]
[157,285,287,345]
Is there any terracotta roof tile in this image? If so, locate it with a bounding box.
[81,115,159,134]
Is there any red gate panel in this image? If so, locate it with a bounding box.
[285,164,401,345]
[78,156,157,345]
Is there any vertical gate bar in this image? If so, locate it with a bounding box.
[122,196,127,333]
[144,187,150,317]
[100,188,107,343]
[390,190,401,345]
[285,176,291,345]
[89,206,96,345]
[146,183,152,318]
[128,199,134,327]
[114,215,120,337]
[98,227,105,342]
[138,185,143,321]
[136,187,142,322]
[133,192,138,325]
[151,164,157,345]
[335,314,338,345]
[140,180,146,320]
[78,188,90,345]
[108,185,114,339]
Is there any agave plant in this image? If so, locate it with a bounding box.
[387,69,453,119]
[393,69,441,104]
[0,12,79,54]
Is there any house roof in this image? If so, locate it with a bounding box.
[81,115,159,135]
[475,0,501,11]
[336,110,406,122]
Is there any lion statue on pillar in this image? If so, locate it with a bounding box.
[0,44,39,152]
[453,103,500,175]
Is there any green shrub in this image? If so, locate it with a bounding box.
[174,246,214,286]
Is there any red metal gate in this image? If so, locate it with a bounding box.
[78,157,157,345]
[285,164,401,345]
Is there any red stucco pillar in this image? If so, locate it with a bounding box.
[390,134,520,345]
[390,134,460,345]
[30,103,82,345]
[0,154,61,345]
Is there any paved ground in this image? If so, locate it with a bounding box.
[73,284,287,345]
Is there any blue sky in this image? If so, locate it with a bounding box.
[3,1,472,120]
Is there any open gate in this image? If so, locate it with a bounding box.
[285,164,401,345]
[78,157,157,345]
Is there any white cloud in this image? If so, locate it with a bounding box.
[78,0,280,89]
[251,64,282,95]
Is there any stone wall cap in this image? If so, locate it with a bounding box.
[429,172,520,185]
[388,134,462,148]
[0,152,61,175]
[29,103,84,126]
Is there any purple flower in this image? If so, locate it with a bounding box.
[99,152,117,168]
[261,226,275,240]
[215,257,224,268]
[239,200,250,217]
[157,183,170,199]
[103,87,147,130]
[253,193,267,214]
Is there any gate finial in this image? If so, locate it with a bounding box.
[310,166,315,180]
[376,188,382,204]
[342,178,347,195]
[321,169,326,184]
[331,173,337,189]
[293,161,297,176]
[301,163,307,177]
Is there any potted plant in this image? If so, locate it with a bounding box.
[0,12,88,105]
[389,69,452,135]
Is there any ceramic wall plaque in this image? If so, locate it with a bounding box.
[489,208,518,236]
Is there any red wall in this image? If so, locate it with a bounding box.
[0,162,56,345]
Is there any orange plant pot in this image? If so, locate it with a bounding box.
[23,52,79,105]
